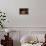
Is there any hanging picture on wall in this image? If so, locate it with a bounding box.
[19,8,29,15]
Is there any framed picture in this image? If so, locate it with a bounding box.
[19,8,29,15]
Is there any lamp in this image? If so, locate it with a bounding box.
[5,29,10,37]
[5,29,9,33]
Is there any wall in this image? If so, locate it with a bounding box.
[0,0,46,27]
[0,0,46,46]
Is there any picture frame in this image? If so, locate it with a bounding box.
[19,8,29,15]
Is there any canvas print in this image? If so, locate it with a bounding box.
[19,8,29,15]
